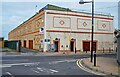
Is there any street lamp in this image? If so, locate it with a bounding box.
[79,0,92,4]
[79,0,94,63]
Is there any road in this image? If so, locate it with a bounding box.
[1,51,116,76]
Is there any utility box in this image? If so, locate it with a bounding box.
[39,45,43,52]
[47,44,56,52]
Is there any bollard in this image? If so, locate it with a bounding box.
[109,48,111,53]
[18,40,21,52]
[75,47,76,54]
[103,48,104,53]
[116,47,117,52]
[118,64,120,76]
[94,51,96,66]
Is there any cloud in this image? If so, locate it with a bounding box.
[2,15,23,27]
[2,15,24,39]
[2,2,37,39]
[9,16,22,23]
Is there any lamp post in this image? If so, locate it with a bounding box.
[79,0,94,62]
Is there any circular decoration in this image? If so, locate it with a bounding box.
[37,21,40,27]
[102,24,106,28]
[83,22,87,27]
[36,37,39,43]
[59,20,65,25]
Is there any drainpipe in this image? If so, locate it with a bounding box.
[44,10,47,52]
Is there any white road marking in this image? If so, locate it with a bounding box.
[49,69,58,73]
[32,70,40,73]
[0,65,11,68]
[3,62,40,66]
[50,59,77,64]
[37,67,42,70]
[37,67,44,72]
[66,60,77,62]
[36,67,59,74]
[24,65,30,66]
[35,71,39,73]
[1,62,40,68]
[1,59,77,68]
[1,59,76,68]
[6,72,12,75]
[1,60,29,61]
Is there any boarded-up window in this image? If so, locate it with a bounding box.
[53,17,70,28]
[97,20,110,31]
[77,19,92,30]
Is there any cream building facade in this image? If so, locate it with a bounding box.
[8,4,114,52]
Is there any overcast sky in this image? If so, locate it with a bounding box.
[1,0,120,40]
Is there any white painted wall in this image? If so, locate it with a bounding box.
[45,10,114,51]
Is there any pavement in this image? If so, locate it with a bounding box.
[77,57,120,76]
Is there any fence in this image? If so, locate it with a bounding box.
[98,41,114,53]
[4,40,21,52]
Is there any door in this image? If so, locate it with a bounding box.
[83,42,90,51]
[24,40,26,48]
[54,41,58,52]
[70,41,74,52]
[29,40,33,49]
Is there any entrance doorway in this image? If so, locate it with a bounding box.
[29,40,33,49]
[23,40,26,48]
[83,41,97,52]
[54,41,58,52]
[53,40,60,52]
[83,41,90,51]
[70,41,74,52]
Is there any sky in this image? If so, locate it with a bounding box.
[1,0,120,40]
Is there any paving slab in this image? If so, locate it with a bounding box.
[82,57,120,76]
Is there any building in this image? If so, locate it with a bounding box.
[116,36,120,65]
[0,37,4,48]
[117,1,120,65]
[8,4,114,52]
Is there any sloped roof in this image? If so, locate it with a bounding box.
[39,4,71,12]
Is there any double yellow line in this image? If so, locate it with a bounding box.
[76,59,106,75]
